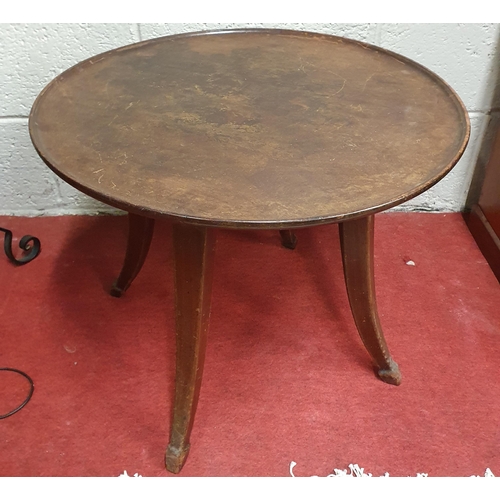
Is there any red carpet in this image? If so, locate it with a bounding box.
[1,213,499,477]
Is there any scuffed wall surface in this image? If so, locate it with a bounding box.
[0,23,498,215]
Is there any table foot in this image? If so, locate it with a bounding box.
[377,360,402,386]
[279,230,297,250]
[110,281,124,298]
[339,215,401,385]
[110,213,155,297]
[165,443,190,474]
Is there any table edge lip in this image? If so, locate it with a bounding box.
[29,147,472,229]
[28,27,472,229]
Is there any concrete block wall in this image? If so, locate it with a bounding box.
[1,23,499,216]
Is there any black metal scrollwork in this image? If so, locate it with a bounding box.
[0,227,41,265]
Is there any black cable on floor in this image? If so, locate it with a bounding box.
[0,368,35,419]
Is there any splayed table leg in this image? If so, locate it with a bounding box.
[339,215,401,386]
[165,223,216,473]
[110,213,155,297]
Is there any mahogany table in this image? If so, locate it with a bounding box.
[29,29,470,473]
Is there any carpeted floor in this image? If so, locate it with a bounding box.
[1,212,499,477]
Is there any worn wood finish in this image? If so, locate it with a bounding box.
[165,223,216,474]
[279,230,297,250]
[110,213,155,297]
[29,29,469,229]
[339,215,401,386]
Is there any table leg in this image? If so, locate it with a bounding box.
[339,215,401,386]
[279,230,297,249]
[110,213,155,297]
[165,223,216,474]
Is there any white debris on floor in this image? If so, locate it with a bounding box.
[119,470,142,477]
[289,461,495,477]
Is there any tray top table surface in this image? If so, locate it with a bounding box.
[29,29,470,228]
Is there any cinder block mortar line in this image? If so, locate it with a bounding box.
[375,24,382,45]
[0,116,29,123]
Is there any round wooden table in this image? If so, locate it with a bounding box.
[29,29,470,473]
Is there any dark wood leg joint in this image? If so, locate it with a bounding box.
[279,230,297,250]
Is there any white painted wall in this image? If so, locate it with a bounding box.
[1,23,498,216]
